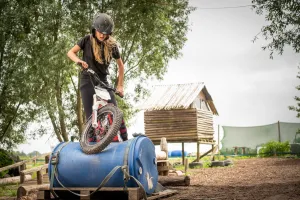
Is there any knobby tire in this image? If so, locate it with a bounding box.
[80,105,123,154]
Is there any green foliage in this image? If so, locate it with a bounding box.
[0,149,13,178]
[27,151,41,157]
[252,0,300,57]
[258,141,290,157]
[0,0,194,147]
[0,184,18,197]
[295,132,300,143]
[289,69,300,136]
[252,1,300,137]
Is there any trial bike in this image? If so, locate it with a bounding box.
[79,67,124,154]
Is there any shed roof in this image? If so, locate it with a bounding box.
[140,82,218,115]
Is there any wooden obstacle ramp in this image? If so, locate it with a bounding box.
[36,186,177,200]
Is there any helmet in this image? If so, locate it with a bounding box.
[91,13,114,35]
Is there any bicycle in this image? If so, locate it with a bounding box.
[79,67,124,154]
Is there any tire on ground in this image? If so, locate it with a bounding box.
[211,161,225,167]
[224,159,233,166]
[189,162,203,169]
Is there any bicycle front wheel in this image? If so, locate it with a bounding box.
[80,105,123,154]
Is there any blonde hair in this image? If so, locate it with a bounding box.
[91,35,117,64]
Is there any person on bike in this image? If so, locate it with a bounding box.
[67,13,128,142]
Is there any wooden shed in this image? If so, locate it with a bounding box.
[141,82,219,162]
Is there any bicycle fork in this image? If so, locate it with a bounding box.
[92,94,105,128]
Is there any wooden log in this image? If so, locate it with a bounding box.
[20,163,26,171]
[45,155,50,174]
[0,161,27,173]
[37,170,43,185]
[184,158,188,174]
[17,184,50,198]
[20,164,48,184]
[21,164,48,175]
[0,175,32,185]
[158,176,190,186]
[160,137,168,152]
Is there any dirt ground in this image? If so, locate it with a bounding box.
[10,157,300,200]
[164,157,300,200]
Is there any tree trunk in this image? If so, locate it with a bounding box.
[47,108,63,142]
[77,71,84,136]
[55,76,68,141]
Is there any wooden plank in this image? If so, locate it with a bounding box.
[40,187,142,192]
[128,188,139,200]
[0,175,32,185]
[80,191,90,200]
[157,165,169,171]
[21,164,48,175]
[145,109,196,114]
[148,189,177,200]
[145,126,197,131]
[156,160,168,163]
[145,130,197,135]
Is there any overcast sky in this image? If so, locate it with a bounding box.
[18,0,299,153]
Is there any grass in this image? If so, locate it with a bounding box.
[0,159,46,198]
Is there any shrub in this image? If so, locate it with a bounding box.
[258,141,290,157]
[0,149,14,178]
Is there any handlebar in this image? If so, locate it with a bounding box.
[77,63,123,98]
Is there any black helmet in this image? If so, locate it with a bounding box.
[91,13,114,35]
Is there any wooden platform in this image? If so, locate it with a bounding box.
[17,173,177,200]
[36,186,177,200]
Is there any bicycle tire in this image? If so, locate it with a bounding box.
[80,105,123,154]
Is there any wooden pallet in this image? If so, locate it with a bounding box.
[37,186,177,200]
[157,160,169,176]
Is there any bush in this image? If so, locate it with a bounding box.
[258,141,290,157]
[0,149,14,178]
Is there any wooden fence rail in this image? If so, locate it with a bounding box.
[0,153,50,173]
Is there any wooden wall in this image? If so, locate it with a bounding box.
[144,108,214,144]
[197,109,214,140]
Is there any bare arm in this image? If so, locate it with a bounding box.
[116,58,125,96]
[67,45,88,68]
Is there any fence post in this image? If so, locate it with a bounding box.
[278,121,281,142]
[218,124,220,154]
[45,155,50,174]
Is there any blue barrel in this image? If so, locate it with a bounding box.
[48,136,158,195]
[170,150,188,157]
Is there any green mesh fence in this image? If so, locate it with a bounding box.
[220,122,300,155]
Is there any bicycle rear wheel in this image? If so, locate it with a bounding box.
[80,105,123,154]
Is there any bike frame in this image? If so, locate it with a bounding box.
[85,68,123,142]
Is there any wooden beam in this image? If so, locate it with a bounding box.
[196,141,200,162]
[181,142,185,165]
[21,164,48,175]
[0,175,32,185]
